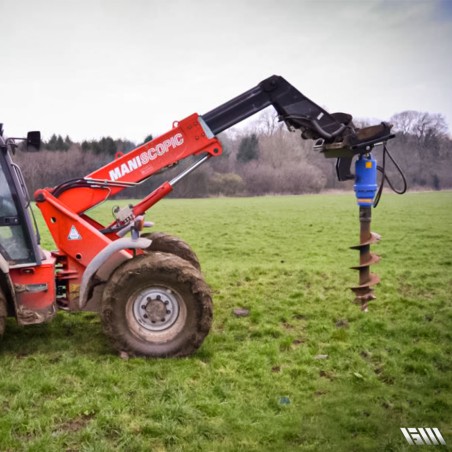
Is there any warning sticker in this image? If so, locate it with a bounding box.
[68,225,82,240]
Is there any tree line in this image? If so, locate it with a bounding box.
[15,110,452,199]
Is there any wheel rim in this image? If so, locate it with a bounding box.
[126,285,187,343]
[133,287,180,331]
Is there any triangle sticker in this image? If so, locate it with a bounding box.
[68,225,82,240]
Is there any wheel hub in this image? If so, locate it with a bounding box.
[132,288,180,332]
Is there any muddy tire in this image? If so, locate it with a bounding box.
[0,291,6,337]
[101,252,212,358]
[142,232,201,271]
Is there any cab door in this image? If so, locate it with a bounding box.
[0,150,41,266]
[0,145,58,324]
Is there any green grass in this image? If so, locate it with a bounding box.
[1,191,451,451]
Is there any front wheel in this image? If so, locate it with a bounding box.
[101,252,212,358]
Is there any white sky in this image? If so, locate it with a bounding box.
[1,0,451,142]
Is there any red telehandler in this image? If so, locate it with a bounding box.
[0,75,398,357]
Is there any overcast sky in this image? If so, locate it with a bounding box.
[1,0,451,142]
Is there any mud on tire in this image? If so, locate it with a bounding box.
[142,232,201,271]
[101,252,212,358]
[0,290,7,337]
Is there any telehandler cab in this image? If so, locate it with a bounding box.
[0,75,399,357]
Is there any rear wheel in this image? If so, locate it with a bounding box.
[142,232,201,271]
[101,252,212,358]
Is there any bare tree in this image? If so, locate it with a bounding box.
[256,109,283,136]
[390,111,448,141]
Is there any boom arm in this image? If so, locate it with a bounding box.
[44,75,394,215]
[202,75,394,179]
[203,75,347,138]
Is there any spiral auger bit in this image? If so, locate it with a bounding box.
[314,119,404,310]
[351,155,381,312]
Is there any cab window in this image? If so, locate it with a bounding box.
[0,163,35,263]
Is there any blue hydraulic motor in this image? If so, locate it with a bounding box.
[351,154,381,311]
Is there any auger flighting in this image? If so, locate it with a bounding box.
[351,155,381,311]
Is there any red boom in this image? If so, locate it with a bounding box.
[53,113,223,214]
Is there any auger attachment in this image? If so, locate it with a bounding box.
[351,155,380,311]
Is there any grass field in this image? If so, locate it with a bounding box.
[0,191,451,451]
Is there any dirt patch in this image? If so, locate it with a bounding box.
[335,319,349,329]
[55,413,94,433]
[319,370,335,380]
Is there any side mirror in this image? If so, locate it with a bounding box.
[26,131,41,151]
